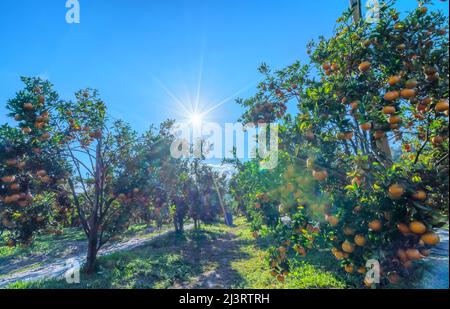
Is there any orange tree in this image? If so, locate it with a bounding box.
[2,77,154,273]
[189,158,227,228]
[233,0,448,287]
[1,77,69,245]
[51,89,151,273]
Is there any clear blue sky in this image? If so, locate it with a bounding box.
[0,0,448,132]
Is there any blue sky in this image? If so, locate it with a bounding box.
[0,0,448,133]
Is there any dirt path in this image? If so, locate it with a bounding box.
[0,225,192,288]
[174,230,248,289]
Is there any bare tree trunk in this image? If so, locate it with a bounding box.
[86,228,98,274]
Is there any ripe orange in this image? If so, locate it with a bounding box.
[388,272,401,284]
[400,88,416,99]
[23,103,34,110]
[368,219,382,231]
[295,245,307,257]
[405,79,418,89]
[22,127,32,134]
[37,170,47,177]
[354,234,366,247]
[384,91,399,102]
[357,266,366,274]
[435,100,449,113]
[388,115,402,124]
[342,240,355,253]
[18,200,29,207]
[9,183,20,191]
[1,176,16,183]
[278,246,287,253]
[388,75,401,86]
[351,101,359,110]
[353,205,362,213]
[397,223,411,234]
[344,264,354,273]
[403,260,413,269]
[358,61,371,72]
[418,6,428,15]
[421,232,440,245]
[405,248,422,260]
[388,183,405,199]
[326,215,339,227]
[397,249,408,262]
[382,106,396,114]
[312,170,328,181]
[432,136,444,145]
[360,122,372,131]
[305,130,315,141]
[343,226,355,236]
[397,43,406,51]
[409,221,427,234]
[364,277,374,288]
[322,63,331,70]
[6,159,17,166]
[412,190,427,201]
[276,275,285,282]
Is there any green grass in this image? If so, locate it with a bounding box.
[7,217,345,289]
[228,218,346,289]
[0,227,85,262]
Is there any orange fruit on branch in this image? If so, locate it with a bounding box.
[1,176,16,183]
[435,100,449,113]
[412,190,427,201]
[384,91,399,102]
[342,240,355,253]
[388,76,401,86]
[405,248,422,260]
[23,103,34,110]
[22,127,32,134]
[325,214,339,226]
[344,264,354,273]
[388,272,401,285]
[421,233,440,245]
[388,183,405,199]
[6,159,18,166]
[400,89,417,99]
[382,106,396,114]
[397,223,411,234]
[368,219,382,231]
[388,115,402,124]
[409,221,427,234]
[312,170,328,181]
[360,122,372,131]
[432,136,444,145]
[343,226,355,236]
[354,234,367,246]
[358,61,371,72]
[405,79,418,89]
[397,249,408,262]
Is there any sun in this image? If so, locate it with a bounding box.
[189,112,203,127]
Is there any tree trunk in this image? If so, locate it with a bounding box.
[86,230,98,274]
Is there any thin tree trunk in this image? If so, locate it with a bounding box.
[86,229,98,274]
